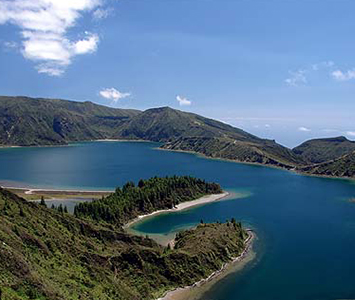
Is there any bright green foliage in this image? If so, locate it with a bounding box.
[0,188,247,300]
[74,176,222,224]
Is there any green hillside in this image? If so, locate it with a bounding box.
[116,106,258,142]
[1,96,355,177]
[117,107,301,168]
[292,136,355,164]
[298,150,355,178]
[0,183,247,300]
[162,136,302,168]
[0,96,140,146]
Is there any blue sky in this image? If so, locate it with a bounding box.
[0,0,354,147]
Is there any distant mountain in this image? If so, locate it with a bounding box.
[0,96,354,177]
[117,107,301,168]
[0,96,140,146]
[116,106,258,142]
[298,150,355,178]
[292,136,355,164]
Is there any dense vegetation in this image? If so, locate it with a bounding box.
[0,96,354,177]
[292,136,355,164]
[0,96,302,168]
[0,187,247,300]
[162,136,302,168]
[298,150,355,178]
[74,176,222,225]
[0,96,139,146]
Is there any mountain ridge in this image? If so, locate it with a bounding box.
[292,136,355,164]
[0,96,354,178]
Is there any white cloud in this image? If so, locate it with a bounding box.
[311,61,334,71]
[3,41,18,49]
[285,61,336,86]
[285,70,307,87]
[0,0,102,76]
[331,69,355,81]
[346,131,355,137]
[73,34,99,54]
[93,7,112,20]
[99,88,131,103]
[176,95,191,106]
[265,124,271,128]
[298,127,311,132]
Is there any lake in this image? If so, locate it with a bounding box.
[1,141,355,300]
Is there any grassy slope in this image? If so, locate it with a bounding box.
[0,188,247,300]
[118,107,301,168]
[0,96,140,146]
[1,96,354,177]
[298,150,355,178]
[292,136,355,164]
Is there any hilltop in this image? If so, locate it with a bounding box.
[0,96,301,168]
[0,96,354,178]
[292,136,355,164]
[0,96,139,146]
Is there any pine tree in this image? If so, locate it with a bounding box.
[40,196,46,207]
[19,207,25,217]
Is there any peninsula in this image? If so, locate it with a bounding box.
[0,176,251,300]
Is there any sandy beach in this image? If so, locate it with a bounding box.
[0,183,113,201]
[156,230,255,300]
[124,192,229,230]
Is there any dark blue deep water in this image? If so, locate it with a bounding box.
[1,141,355,300]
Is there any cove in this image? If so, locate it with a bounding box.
[1,141,355,300]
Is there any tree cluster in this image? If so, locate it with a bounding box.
[74,176,222,224]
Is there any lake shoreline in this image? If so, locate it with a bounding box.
[156,229,255,300]
[123,192,229,230]
[1,139,354,181]
[0,138,152,149]
[157,147,355,182]
[0,183,113,201]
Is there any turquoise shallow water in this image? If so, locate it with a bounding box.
[1,141,355,300]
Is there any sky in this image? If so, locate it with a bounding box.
[0,0,354,148]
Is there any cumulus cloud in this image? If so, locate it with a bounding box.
[331,69,355,81]
[285,70,307,87]
[298,127,311,132]
[0,0,102,76]
[99,88,131,103]
[346,131,355,137]
[176,95,191,106]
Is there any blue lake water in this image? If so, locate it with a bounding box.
[1,141,355,300]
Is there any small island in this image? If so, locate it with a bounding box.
[0,176,252,300]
